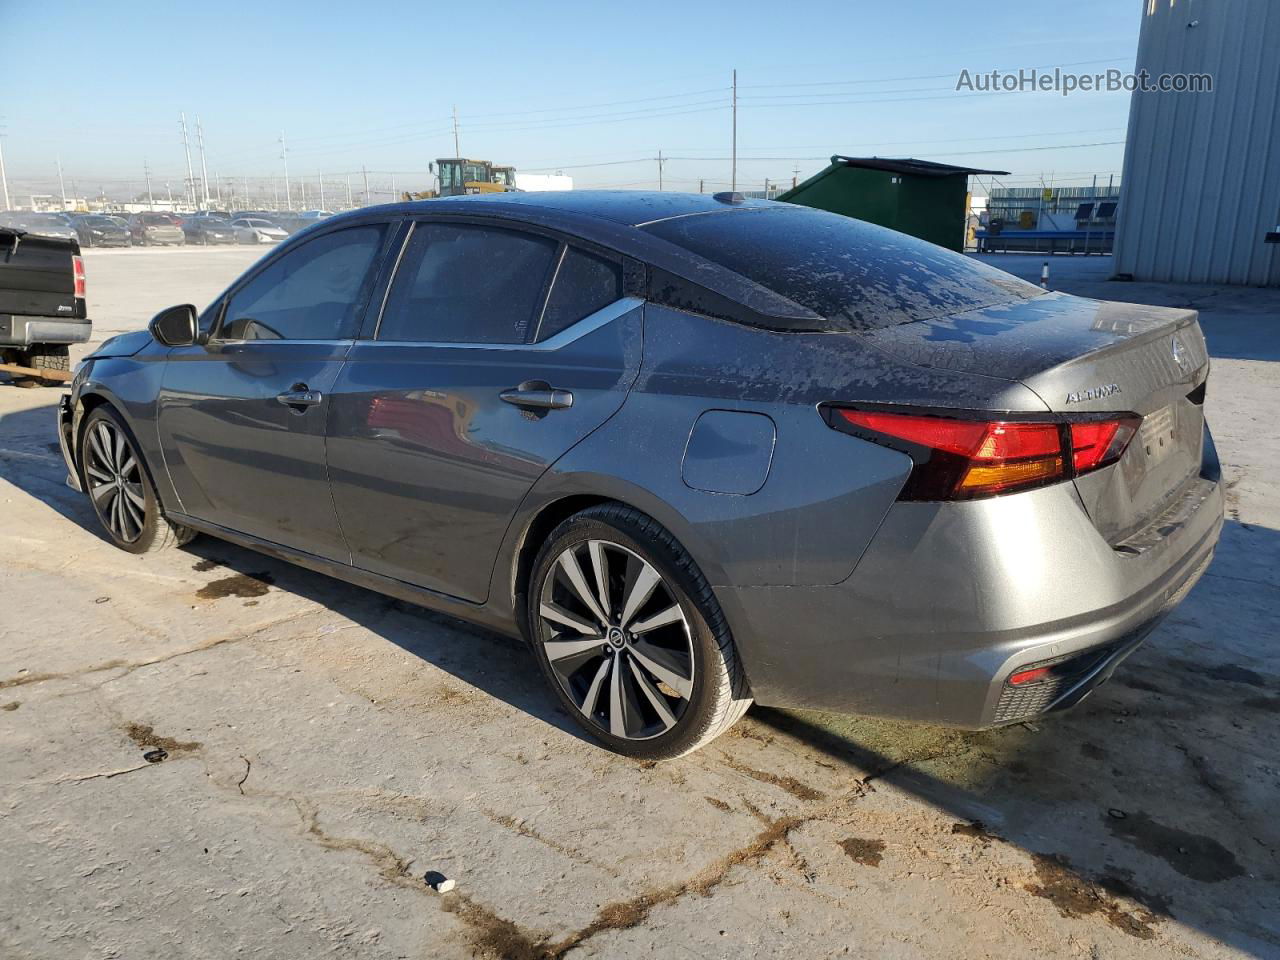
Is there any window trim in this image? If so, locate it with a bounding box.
[370,215,626,347]
[361,295,642,352]
[209,219,396,344]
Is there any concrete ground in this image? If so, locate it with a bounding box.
[0,247,1277,959]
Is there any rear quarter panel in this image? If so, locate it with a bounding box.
[498,303,1053,598]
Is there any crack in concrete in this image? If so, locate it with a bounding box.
[294,800,419,889]
[47,762,157,785]
[860,743,980,784]
[480,808,622,877]
[276,767,871,960]
[718,754,827,802]
[0,612,309,692]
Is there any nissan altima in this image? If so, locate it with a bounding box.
[56,192,1223,760]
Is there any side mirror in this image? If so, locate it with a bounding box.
[149,304,198,347]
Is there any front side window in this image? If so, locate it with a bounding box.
[219,225,385,341]
[377,222,557,343]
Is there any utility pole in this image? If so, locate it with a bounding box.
[452,106,461,160]
[56,156,67,209]
[390,173,396,203]
[731,69,738,193]
[242,175,249,208]
[196,115,211,209]
[144,160,155,211]
[792,164,800,190]
[179,113,196,207]
[165,182,173,206]
[0,133,10,211]
[698,178,704,194]
[362,165,370,206]
[346,174,352,209]
[279,130,292,211]
[1085,173,1097,255]
[763,177,769,199]
[657,150,664,190]
[319,172,325,210]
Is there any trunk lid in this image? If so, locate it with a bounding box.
[864,292,1210,542]
[0,228,79,319]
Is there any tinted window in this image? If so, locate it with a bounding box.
[378,222,557,343]
[643,206,1043,330]
[219,225,385,341]
[536,246,623,341]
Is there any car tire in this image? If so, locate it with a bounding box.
[20,345,70,387]
[526,504,752,760]
[79,405,197,554]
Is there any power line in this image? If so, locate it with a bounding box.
[738,56,1132,90]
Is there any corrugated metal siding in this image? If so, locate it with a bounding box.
[1114,0,1280,286]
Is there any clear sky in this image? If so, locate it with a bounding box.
[1,0,1143,203]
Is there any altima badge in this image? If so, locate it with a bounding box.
[1065,383,1122,404]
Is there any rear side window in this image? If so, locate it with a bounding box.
[643,206,1043,330]
[378,222,558,343]
[536,246,623,341]
[219,225,385,340]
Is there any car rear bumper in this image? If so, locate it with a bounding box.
[0,315,92,347]
[717,426,1225,728]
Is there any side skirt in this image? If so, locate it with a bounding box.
[169,512,519,639]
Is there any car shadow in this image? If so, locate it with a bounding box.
[3,395,1277,956]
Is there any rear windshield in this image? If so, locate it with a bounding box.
[643,206,1043,330]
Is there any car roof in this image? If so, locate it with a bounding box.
[329,190,775,230]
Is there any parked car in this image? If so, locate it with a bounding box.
[0,211,77,241]
[57,192,1223,760]
[71,214,132,247]
[128,213,185,246]
[182,216,237,245]
[230,217,288,244]
[0,222,88,380]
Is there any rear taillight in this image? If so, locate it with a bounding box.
[1069,418,1141,473]
[72,255,86,298]
[826,407,1140,501]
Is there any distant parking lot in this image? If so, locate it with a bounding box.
[1,247,1277,958]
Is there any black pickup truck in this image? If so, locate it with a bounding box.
[0,226,90,381]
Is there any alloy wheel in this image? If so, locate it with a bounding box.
[84,419,147,543]
[537,540,695,740]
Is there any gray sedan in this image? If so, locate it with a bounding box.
[56,192,1223,760]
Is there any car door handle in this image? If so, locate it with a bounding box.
[276,387,323,410]
[500,383,574,411]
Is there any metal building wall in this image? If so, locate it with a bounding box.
[1113,0,1280,286]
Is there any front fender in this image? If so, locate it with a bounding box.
[72,350,178,512]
